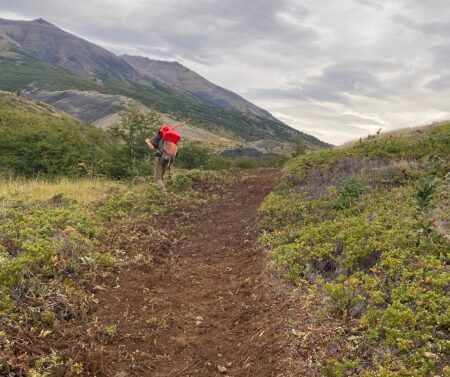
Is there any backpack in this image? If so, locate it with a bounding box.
[159,125,181,169]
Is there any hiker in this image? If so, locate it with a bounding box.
[145,122,184,187]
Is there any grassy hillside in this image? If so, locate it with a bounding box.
[260,123,450,376]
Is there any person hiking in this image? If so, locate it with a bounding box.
[145,121,185,187]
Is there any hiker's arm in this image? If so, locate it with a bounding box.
[151,132,162,147]
[146,131,162,150]
[145,138,155,149]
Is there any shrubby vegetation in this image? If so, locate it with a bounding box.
[0,95,129,177]
[260,123,450,376]
[176,142,287,170]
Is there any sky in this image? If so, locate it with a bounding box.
[0,0,449,144]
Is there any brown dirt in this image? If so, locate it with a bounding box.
[41,169,303,377]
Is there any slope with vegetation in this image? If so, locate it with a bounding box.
[0,92,128,177]
[260,123,450,376]
[0,92,284,180]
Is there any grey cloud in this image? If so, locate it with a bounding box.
[424,75,450,92]
[286,61,399,105]
[429,45,450,71]
[247,85,352,105]
[392,14,450,39]
[354,0,383,11]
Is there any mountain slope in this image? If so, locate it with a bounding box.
[122,54,272,118]
[0,18,327,147]
[0,18,151,85]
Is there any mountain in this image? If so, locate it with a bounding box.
[0,18,152,85]
[121,54,272,118]
[0,18,328,147]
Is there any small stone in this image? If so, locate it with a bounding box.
[217,365,227,373]
[226,362,232,367]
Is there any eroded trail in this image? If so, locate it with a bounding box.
[61,169,293,377]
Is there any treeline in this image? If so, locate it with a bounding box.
[0,102,285,178]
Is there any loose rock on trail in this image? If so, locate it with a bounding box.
[50,169,300,376]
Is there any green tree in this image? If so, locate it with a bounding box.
[112,104,161,165]
[292,139,307,157]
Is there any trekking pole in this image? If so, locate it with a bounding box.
[173,119,190,129]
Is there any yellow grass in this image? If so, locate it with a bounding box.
[0,177,131,205]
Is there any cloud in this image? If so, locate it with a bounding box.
[0,0,449,143]
[354,0,383,11]
[392,14,450,39]
[424,75,450,92]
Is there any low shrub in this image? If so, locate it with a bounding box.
[260,122,450,375]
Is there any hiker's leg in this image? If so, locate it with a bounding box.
[154,157,164,187]
[161,160,168,180]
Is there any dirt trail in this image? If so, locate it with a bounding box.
[57,169,296,376]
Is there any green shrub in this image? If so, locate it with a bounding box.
[176,143,215,170]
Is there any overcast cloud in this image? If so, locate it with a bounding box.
[1,0,449,143]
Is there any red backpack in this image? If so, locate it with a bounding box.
[159,125,181,167]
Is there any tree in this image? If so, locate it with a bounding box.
[292,139,307,157]
[112,104,161,163]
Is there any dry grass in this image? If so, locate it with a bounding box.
[0,177,131,205]
[338,120,450,148]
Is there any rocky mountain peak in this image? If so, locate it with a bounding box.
[33,18,53,26]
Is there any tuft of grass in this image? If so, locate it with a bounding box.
[146,316,169,331]
[104,324,118,337]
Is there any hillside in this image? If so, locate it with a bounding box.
[18,89,238,148]
[260,123,450,375]
[0,18,327,147]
